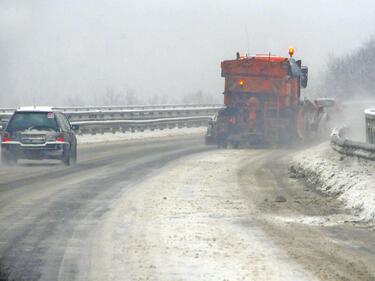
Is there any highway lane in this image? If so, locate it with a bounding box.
[1,137,375,281]
[0,136,209,281]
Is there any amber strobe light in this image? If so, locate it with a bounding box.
[288,47,295,58]
[239,80,245,86]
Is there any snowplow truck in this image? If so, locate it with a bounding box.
[206,49,330,147]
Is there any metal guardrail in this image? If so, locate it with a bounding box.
[365,108,375,144]
[56,104,223,112]
[71,116,212,134]
[63,107,220,122]
[330,127,375,160]
[0,104,223,113]
[0,105,222,120]
[0,107,219,122]
[0,104,221,134]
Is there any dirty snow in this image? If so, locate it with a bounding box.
[77,127,206,144]
[293,142,375,223]
[91,150,319,281]
[268,214,357,227]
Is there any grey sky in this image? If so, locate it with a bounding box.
[1,0,374,106]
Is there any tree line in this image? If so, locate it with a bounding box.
[320,37,375,101]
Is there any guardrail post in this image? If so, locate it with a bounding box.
[365,108,375,144]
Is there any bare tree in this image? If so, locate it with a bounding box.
[320,37,375,101]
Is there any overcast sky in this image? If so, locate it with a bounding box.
[1,0,375,106]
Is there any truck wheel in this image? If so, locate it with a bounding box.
[279,109,298,146]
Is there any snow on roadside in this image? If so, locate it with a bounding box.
[77,127,206,144]
[94,151,319,281]
[292,142,375,223]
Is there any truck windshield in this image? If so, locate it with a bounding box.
[6,112,58,132]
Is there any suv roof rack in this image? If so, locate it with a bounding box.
[17,106,54,112]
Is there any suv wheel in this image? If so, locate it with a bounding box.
[1,151,17,165]
[71,145,77,165]
[62,145,77,166]
[62,146,71,166]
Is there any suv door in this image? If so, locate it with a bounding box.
[56,112,77,165]
[62,113,77,147]
[56,112,75,146]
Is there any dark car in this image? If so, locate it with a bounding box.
[1,107,78,165]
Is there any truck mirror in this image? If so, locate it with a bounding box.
[301,66,308,88]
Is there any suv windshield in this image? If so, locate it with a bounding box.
[6,112,58,132]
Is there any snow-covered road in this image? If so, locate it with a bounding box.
[1,135,375,281]
[90,150,318,280]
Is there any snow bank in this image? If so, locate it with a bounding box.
[292,142,375,222]
[77,127,206,144]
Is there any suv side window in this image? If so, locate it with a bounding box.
[56,113,70,132]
